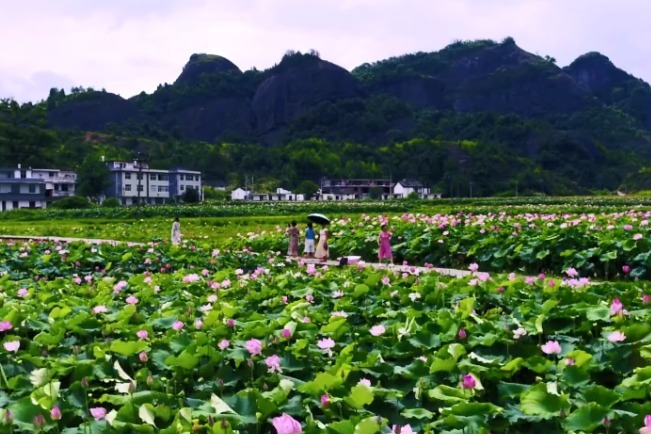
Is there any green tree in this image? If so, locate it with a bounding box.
[76,156,111,202]
[295,180,320,199]
[181,187,201,203]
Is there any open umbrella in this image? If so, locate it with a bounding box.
[308,213,330,225]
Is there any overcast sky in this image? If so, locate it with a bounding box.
[1,0,649,103]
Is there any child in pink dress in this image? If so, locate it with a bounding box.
[378,224,393,264]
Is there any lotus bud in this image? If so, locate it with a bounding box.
[33,414,45,429]
[81,377,89,388]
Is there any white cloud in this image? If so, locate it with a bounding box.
[1,0,650,102]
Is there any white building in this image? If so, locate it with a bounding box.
[30,168,77,198]
[231,187,304,201]
[393,179,437,199]
[231,187,250,200]
[0,165,77,212]
[105,160,203,205]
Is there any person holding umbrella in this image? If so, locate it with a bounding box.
[309,214,330,262]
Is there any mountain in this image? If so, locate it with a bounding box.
[3,37,651,196]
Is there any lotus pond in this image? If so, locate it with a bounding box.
[2,238,651,433]
[227,211,651,280]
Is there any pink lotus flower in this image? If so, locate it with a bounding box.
[271,413,302,434]
[113,280,127,293]
[370,325,386,336]
[458,328,467,339]
[468,263,479,272]
[136,330,149,340]
[608,331,626,342]
[541,340,562,355]
[565,268,579,278]
[194,320,203,329]
[17,288,28,298]
[172,321,184,331]
[51,406,61,420]
[623,265,631,274]
[634,233,643,240]
[126,296,139,305]
[246,338,262,357]
[610,298,624,316]
[218,339,230,350]
[226,319,235,327]
[0,321,12,332]
[639,414,651,434]
[90,407,107,421]
[358,378,372,387]
[461,374,476,389]
[139,351,148,362]
[320,394,330,407]
[317,337,335,357]
[281,328,292,339]
[643,294,651,304]
[265,354,282,373]
[92,305,107,314]
[565,358,575,366]
[183,274,200,283]
[391,424,415,434]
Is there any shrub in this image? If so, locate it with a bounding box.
[102,197,121,208]
[50,196,93,209]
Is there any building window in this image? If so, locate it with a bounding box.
[150,174,157,180]
[28,184,37,193]
[137,185,143,192]
[20,170,26,179]
[29,201,36,208]
[158,186,169,192]
[180,185,185,191]
[0,184,10,193]
[160,175,168,181]
[125,173,131,180]
[136,174,143,180]
[125,185,132,192]
[61,184,69,191]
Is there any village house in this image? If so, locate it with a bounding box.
[0,164,77,211]
[231,187,304,201]
[319,178,394,200]
[104,160,203,205]
[393,178,441,199]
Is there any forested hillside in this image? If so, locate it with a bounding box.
[2,37,651,196]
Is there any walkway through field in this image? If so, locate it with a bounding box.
[0,235,471,278]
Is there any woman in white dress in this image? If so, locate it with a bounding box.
[314,223,329,262]
[171,217,181,245]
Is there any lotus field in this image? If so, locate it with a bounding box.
[4,209,651,433]
[228,211,651,279]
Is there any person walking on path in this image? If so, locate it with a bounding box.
[314,223,329,262]
[171,217,182,245]
[378,224,393,264]
[304,222,316,258]
[287,220,300,256]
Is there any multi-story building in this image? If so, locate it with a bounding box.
[30,168,77,198]
[0,165,78,211]
[320,178,395,200]
[105,160,203,205]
